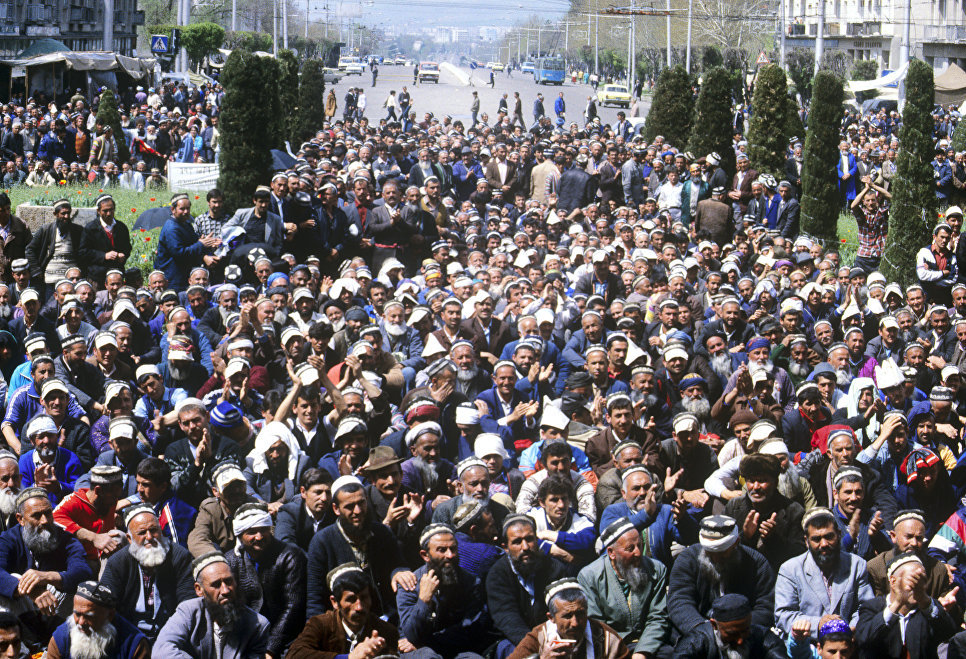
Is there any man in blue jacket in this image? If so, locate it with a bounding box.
[0,487,93,650]
[155,193,220,290]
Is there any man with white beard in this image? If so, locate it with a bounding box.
[827,343,855,390]
[578,518,670,656]
[674,374,728,441]
[154,552,269,658]
[0,452,20,533]
[101,505,194,641]
[450,341,490,400]
[45,579,149,659]
[381,299,425,391]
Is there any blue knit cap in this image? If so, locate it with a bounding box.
[210,402,243,429]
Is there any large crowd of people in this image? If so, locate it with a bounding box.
[0,73,961,659]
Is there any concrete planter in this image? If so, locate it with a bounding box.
[15,204,95,232]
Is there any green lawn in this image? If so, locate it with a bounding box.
[5,184,210,278]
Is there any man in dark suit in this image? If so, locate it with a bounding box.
[164,400,243,509]
[855,553,958,659]
[460,292,514,364]
[486,514,567,654]
[785,143,804,197]
[727,153,758,218]
[364,179,419,274]
[101,504,195,641]
[8,289,61,356]
[776,180,801,239]
[25,199,83,289]
[0,194,32,285]
[484,143,518,197]
[274,468,334,552]
[77,195,131,288]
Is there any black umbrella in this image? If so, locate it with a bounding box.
[271,149,296,171]
[132,206,172,232]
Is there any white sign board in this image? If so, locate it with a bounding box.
[167,163,220,192]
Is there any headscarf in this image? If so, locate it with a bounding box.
[247,421,301,481]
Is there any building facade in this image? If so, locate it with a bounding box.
[785,0,966,71]
[0,0,143,57]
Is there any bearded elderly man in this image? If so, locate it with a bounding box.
[0,487,93,649]
[0,451,20,534]
[577,518,670,657]
[721,336,796,415]
[154,552,269,659]
[46,580,149,659]
[100,505,194,641]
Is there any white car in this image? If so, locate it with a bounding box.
[339,56,364,75]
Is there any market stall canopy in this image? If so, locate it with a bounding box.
[16,38,71,58]
[1,51,156,78]
[935,63,966,105]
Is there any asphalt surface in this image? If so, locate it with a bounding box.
[327,62,651,129]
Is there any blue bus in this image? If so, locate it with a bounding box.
[534,57,565,84]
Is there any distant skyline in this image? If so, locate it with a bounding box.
[323,0,569,31]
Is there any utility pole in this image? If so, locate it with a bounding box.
[104,0,114,52]
[900,0,911,65]
[282,0,288,49]
[665,0,671,66]
[537,24,541,57]
[595,10,599,74]
[304,0,308,39]
[565,21,569,53]
[272,0,278,55]
[814,0,824,72]
[685,0,693,72]
[779,0,785,68]
[630,0,636,89]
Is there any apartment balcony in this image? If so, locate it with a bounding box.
[925,24,966,42]
[847,21,881,36]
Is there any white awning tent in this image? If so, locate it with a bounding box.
[847,61,908,93]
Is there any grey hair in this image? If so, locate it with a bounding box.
[548,588,587,616]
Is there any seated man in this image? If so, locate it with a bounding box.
[306,476,414,619]
[46,579,149,659]
[275,467,334,552]
[165,398,242,509]
[600,465,692,568]
[523,474,596,570]
[451,500,503,579]
[517,405,596,485]
[400,422,458,514]
[0,451,21,534]
[486,514,568,654]
[508,578,630,659]
[673,593,787,658]
[101,504,194,641]
[667,515,776,640]
[516,441,596,520]
[154,552,270,658]
[578,518,670,657]
[35,376,95,475]
[855,553,959,659]
[52,465,126,565]
[0,487,93,649]
[432,456,511,527]
[75,418,149,497]
[242,421,310,515]
[121,457,196,549]
[775,506,874,641]
[226,502,307,658]
[830,466,891,560]
[875,510,953,600]
[287,562,399,659]
[724,453,805,571]
[18,415,82,505]
[1,358,86,456]
[186,461,256,557]
[396,524,491,657]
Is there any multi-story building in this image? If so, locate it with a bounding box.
[786,0,966,70]
[0,0,144,57]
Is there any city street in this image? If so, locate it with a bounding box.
[327,63,651,129]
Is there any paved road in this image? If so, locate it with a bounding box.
[328,63,650,130]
